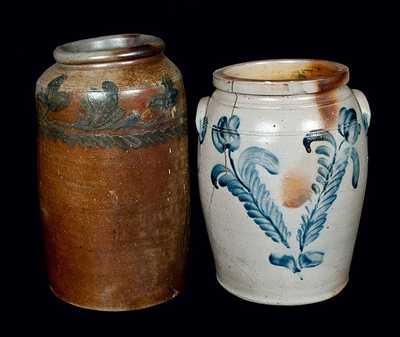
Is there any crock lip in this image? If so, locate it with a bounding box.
[53,34,165,65]
[213,59,349,96]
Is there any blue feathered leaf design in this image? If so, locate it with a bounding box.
[315,145,331,157]
[297,107,363,254]
[212,116,240,153]
[361,112,369,134]
[297,130,351,251]
[238,146,280,176]
[303,130,337,153]
[210,108,362,275]
[350,147,360,188]
[269,253,301,273]
[211,146,291,248]
[237,147,290,247]
[112,111,141,129]
[338,107,361,145]
[211,164,229,188]
[298,251,324,268]
[199,116,208,144]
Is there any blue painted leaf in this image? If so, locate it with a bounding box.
[361,112,369,134]
[211,147,290,248]
[199,116,208,144]
[319,194,337,208]
[269,253,301,273]
[298,251,324,268]
[231,187,245,195]
[325,175,342,191]
[296,228,302,242]
[212,128,224,153]
[303,130,336,153]
[211,161,290,247]
[247,210,264,218]
[229,115,240,130]
[123,112,141,127]
[313,213,327,224]
[318,157,330,170]
[244,202,258,211]
[211,164,231,188]
[338,107,361,145]
[348,122,361,145]
[219,174,239,188]
[212,117,228,153]
[238,194,253,203]
[338,107,353,137]
[211,115,241,152]
[297,141,351,251]
[323,183,339,200]
[316,175,325,185]
[238,146,279,176]
[335,160,348,173]
[311,183,320,194]
[318,166,330,180]
[350,147,360,188]
[111,111,140,129]
[315,145,331,157]
[312,203,332,220]
[228,133,240,152]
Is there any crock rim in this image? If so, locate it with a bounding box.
[53,34,165,65]
[213,59,349,95]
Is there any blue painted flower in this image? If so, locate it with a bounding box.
[198,117,208,144]
[338,107,361,145]
[337,107,361,188]
[212,115,240,153]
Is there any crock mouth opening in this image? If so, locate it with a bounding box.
[213,59,349,95]
[54,34,165,65]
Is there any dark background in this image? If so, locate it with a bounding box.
[5,0,396,333]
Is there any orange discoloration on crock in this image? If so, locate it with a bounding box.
[281,170,312,208]
[312,61,348,129]
[316,89,339,129]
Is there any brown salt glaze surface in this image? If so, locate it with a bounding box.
[37,56,182,91]
[40,136,189,310]
[36,34,189,310]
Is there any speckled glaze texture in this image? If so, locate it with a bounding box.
[36,34,190,311]
[196,59,370,305]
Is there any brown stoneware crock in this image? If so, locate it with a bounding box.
[36,34,190,311]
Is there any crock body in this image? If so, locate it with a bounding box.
[196,60,369,305]
[36,35,190,310]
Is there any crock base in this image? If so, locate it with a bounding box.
[216,275,349,306]
[49,285,180,312]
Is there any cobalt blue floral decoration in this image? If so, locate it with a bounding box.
[212,115,240,152]
[209,106,362,276]
[197,59,369,305]
[338,107,361,145]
